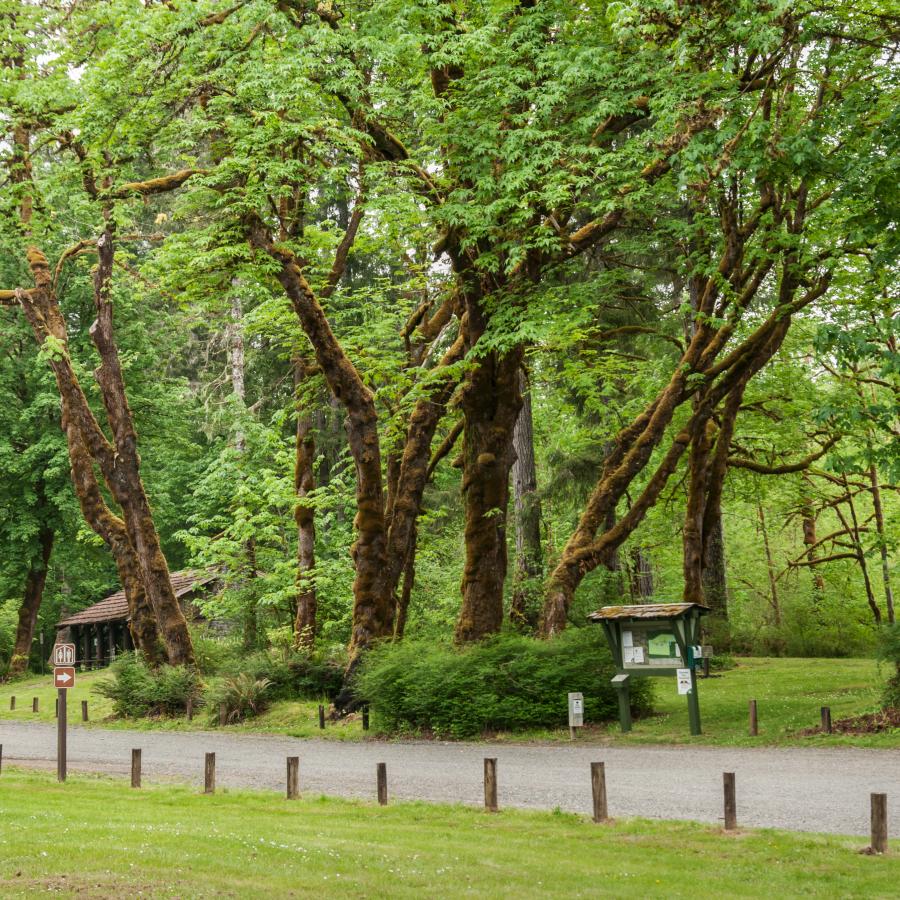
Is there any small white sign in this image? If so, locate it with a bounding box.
[52,643,76,667]
[632,647,644,664]
[676,668,693,695]
[622,630,633,648]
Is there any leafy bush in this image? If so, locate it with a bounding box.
[876,624,900,709]
[217,649,344,701]
[93,653,201,718]
[205,673,272,725]
[355,628,653,738]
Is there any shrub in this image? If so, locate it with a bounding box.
[355,628,653,738]
[93,653,201,718]
[217,649,344,701]
[205,673,272,725]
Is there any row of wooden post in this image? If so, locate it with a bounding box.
[9,696,90,722]
[749,699,834,736]
[0,742,889,854]
[9,696,369,731]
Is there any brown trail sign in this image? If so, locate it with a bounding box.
[54,668,75,689]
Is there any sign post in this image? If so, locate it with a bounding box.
[52,644,75,783]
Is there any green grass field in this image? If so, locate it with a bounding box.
[0,769,895,898]
[0,657,895,747]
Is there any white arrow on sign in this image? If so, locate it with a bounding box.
[57,670,72,684]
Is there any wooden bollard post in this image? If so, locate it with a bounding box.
[362,705,370,731]
[186,697,194,721]
[286,756,299,799]
[33,697,39,713]
[377,762,388,806]
[318,705,326,729]
[81,700,89,722]
[9,696,14,711]
[723,772,737,831]
[821,706,832,734]
[748,699,758,737]
[131,749,142,788]
[204,752,216,794]
[591,762,608,823]
[484,758,498,812]
[218,703,227,727]
[871,793,888,854]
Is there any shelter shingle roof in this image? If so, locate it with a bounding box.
[56,570,216,628]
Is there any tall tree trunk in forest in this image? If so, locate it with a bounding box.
[757,501,782,628]
[701,513,729,617]
[62,411,160,664]
[294,358,317,649]
[393,522,417,640]
[88,227,194,665]
[801,492,826,604]
[9,501,54,678]
[869,465,895,625]
[455,347,523,643]
[509,369,543,628]
[629,548,654,600]
[9,125,191,666]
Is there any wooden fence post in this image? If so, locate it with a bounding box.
[377,762,388,806]
[131,749,142,789]
[591,762,608,823]
[362,706,370,731]
[218,703,227,727]
[286,756,299,799]
[484,758,498,812]
[9,696,14,711]
[871,793,888,854]
[204,752,216,794]
[318,705,325,729]
[82,700,89,722]
[33,697,38,713]
[723,772,737,831]
[820,706,832,734]
[186,697,194,721]
[748,700,758,737]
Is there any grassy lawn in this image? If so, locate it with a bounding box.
[1,658,895,748]
[0,769,896,899]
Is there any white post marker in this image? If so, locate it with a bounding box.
[568,691,584,739]
[676,668,693,695]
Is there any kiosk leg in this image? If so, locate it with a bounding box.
[615,683,632,733]
[687,669,702,735]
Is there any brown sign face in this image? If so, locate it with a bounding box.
[54,667,75,689]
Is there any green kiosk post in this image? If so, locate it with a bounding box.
[588,603,710,736]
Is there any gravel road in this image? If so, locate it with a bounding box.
[2,721,897,837]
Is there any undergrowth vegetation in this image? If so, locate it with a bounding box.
[355,628,653,738]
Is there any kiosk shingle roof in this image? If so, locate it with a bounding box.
[587,602,709,621]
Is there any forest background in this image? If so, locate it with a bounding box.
[0,1,897,720]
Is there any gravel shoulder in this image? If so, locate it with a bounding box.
[2,720,897,837]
